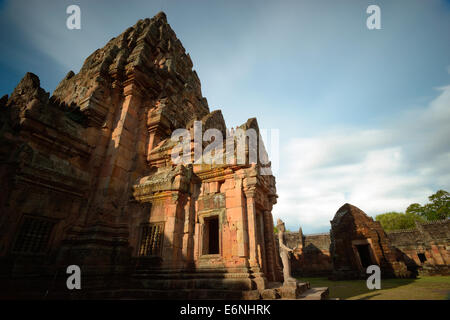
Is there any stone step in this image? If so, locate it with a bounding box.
[261,282,314,300]
[297,287,329,300]
[132,272,252,279]
[296,282,310,295]
[81,288,261,300]
[132,277,253,291]
[80,286,330,300]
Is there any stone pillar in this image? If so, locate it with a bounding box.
[262,210,276,282]
[193,220,200,260]
[224,177,249,261]
[181,196,195,267]
[244,188,259,268]
[257,211,268,275]
[158,191,188,269]
[243,187,268,290]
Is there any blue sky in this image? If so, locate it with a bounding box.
[1,0,449,233]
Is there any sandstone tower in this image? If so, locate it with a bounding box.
[0,12,286,299]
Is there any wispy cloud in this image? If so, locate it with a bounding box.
[274,85,450,233]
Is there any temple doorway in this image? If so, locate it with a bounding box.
[204,216,219,254]
[356,244,373,268]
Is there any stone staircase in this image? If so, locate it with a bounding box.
[45,264,330,300]
[128,267,330,300]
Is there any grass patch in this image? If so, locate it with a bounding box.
[298,276,450,300]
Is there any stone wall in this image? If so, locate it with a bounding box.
[388,219,450,276]
[294,233,332,276]
[276,231,332,276]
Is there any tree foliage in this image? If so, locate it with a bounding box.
[375,211,425,231]
[405,190,450,221]
[273,226,290,234]
[376,190,449,231]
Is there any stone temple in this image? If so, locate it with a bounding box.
[0,12,327,299]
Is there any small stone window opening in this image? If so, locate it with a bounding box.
[418,253,427,263]
[13,216,56,254]
[139,223,164,256]
[204,216,219,255]
[218,180,225,193]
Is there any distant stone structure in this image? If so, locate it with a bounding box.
[0,12,328,299]
[388,219,450,276]
[286,204,449,279]
[288,231,333,277]
[329,204,409,279]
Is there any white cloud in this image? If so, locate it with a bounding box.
[273,85,450,234]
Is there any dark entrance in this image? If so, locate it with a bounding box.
[356,244,373,268]
[418,253,427,263]
[205,216,219,254]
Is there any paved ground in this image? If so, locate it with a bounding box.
[298,276,450,300]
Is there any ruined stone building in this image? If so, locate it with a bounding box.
[388,220,450,276]
[288,204,449,279]
[287,231,332,277]
[329,204,409,279]
[0,12,294,299]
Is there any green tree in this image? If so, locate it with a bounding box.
[375,211,425,231]
[405,203,424,216]
[273,226,290,234]
[406,190,450,221]
[424,190,450,220]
